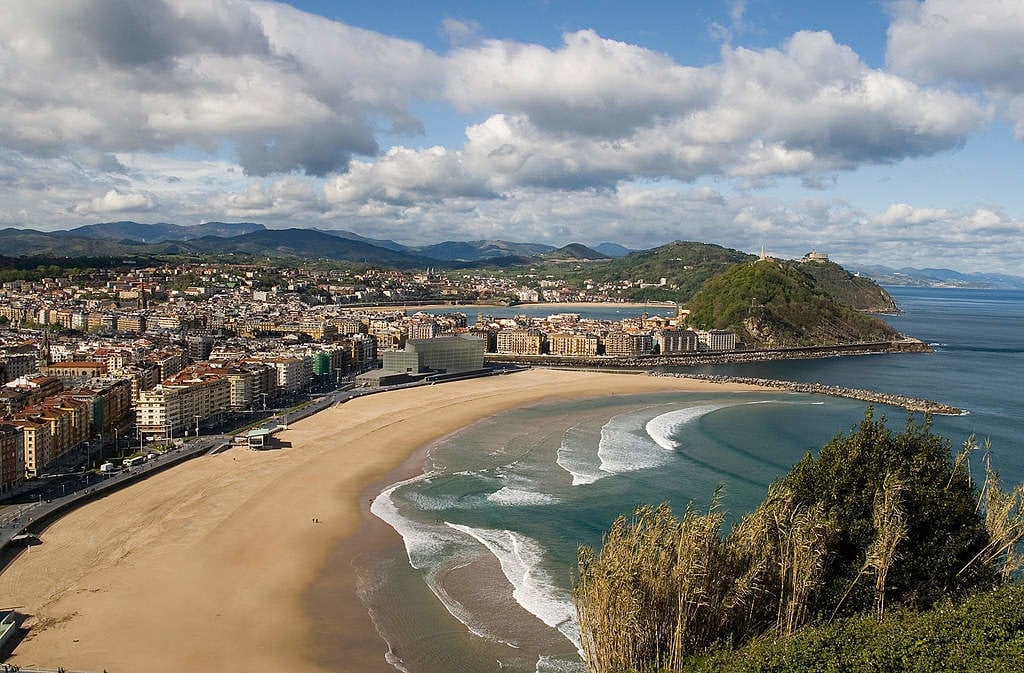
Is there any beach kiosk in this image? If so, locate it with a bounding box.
[246,427,271,450]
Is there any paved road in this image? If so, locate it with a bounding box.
[0,436,226,563]
[0,368,514,563]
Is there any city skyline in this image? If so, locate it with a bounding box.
[1,1,1023,273]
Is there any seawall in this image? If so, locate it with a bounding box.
[484,339,931,369]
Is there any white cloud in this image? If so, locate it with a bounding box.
[73,189,157,214]
[214,177,327,218]
[887,0,1024,136]
[330,30,985,200]
[324,145,495,205]
[0,0,439,175]
[876,203,951,226]
[0,3,1019,274]
[446,29,716,137]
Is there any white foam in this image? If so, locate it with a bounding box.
[596,407,676,475]
[373,477,530,645]
[487,487,559,507]
[446,522,582,651]
[536,654,586,673]
[556,423,605,486]
[644,404,731,450]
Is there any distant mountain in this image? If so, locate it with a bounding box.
[184,228,430,266]
[57,220,265,243]
[849,264,1024,290]
[594,242,632,258]
[544,243,610,261]
[0,227,150,257]
[794,260,899,312]
[316,228,407,252]
[687,259,901,348]
[410,240,557,261]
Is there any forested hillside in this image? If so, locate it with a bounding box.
[686,260,900,347]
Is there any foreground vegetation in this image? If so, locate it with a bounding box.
[573,411,1024,673]
[683,580,1024,673]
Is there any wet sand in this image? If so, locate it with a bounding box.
[0,369,763,672]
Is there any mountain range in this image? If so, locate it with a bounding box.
[846,264,1024,290]
[3,221,1021,290]
[0,221,613,266]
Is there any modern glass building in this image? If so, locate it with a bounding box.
[381,335,486,374]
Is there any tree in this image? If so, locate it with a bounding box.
[574,410,1009,673]
[781,410,994,616]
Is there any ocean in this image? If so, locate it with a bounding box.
[357,287,1024,673]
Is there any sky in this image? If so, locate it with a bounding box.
[1,0,1023,273]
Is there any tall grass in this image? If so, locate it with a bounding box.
[574,487,831,672]
[574,420,1022,673]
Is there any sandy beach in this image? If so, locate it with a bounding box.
[0,369,763,673]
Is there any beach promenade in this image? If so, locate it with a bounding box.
[0,369,766,673]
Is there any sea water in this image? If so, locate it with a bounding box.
[360,287,1024,673]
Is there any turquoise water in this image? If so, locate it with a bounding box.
[360,288,1024,673]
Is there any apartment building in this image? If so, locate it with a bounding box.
[547,332,599,357]
[0,423,24,494]
[135,374,231,439]
[604,332,655,357]
[496,329,544,355]
[407,321,440,341]
[71,378,133,434]
[13,418,50,478]
[696,329,738,352]
[660,329,702,354]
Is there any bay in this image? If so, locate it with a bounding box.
[359,287,1024,673]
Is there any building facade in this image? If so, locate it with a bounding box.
[603,332,655,357]
[496,329,544,355]
[660,329,701,354]
[548,333,599,357]
[0,423,24,493]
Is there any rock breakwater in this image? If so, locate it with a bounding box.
[650,371,963,415]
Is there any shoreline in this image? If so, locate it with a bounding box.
[0,369,765,673]
[339,300,677,312]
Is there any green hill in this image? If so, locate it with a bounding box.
[591,241,756,301]
[796,259,899,312]
[544,243,609,261]
[686,259,901,347]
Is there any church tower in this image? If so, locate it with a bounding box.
[39,329,52,368]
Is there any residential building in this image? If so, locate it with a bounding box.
[548,332,599,357]
[696,329,738,352]
[135,374,231,440]
[660,329,701,354]
[0,423,24,494]
[496,329,544,355]
[604,332,655,357]
[13,418,51,478]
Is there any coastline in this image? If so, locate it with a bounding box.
[340,300,677,312]
[0,369,765,673]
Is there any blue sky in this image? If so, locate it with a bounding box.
[0,0,1022,273]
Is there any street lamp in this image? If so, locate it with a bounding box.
[194,415,201,438]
